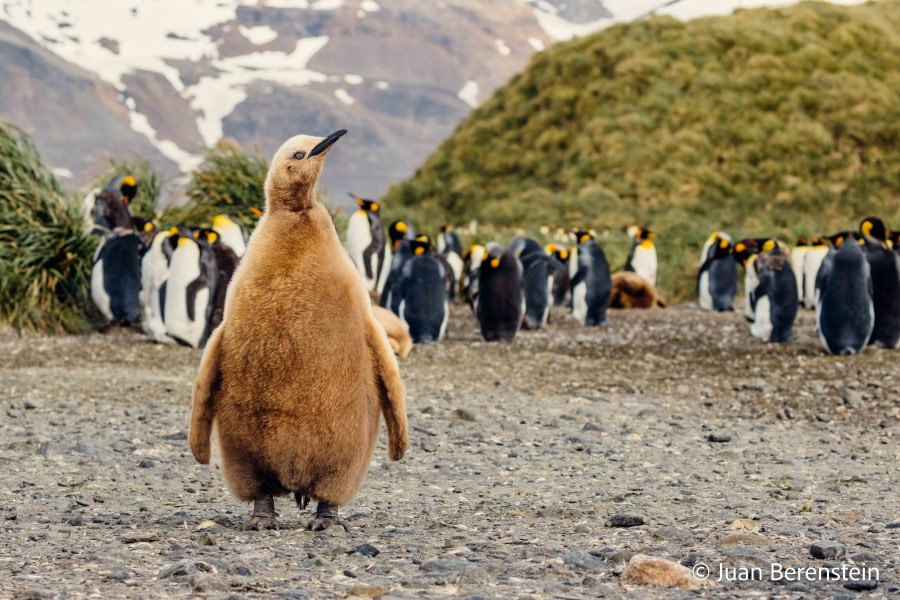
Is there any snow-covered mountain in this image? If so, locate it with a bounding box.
[0,0,864,203]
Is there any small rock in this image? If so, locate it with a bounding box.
[7,409,23,419]
[162,431,188,440]
[350,584,389,598]
[343,569,357,578]
[810,540,846,560]
[159,559,197,579]
[582,423,600,431]
[885,522,900,529]
[23,400,40,410]
[451,408,476,422]
[106,571,129,581]
[227,564,252,577]
[302,556,330,567]
[420,558,470,573]
[728,518,759,533]
[816,413,831,423]
[67,516,83,526]
[850,552,881,565]
[784,582,809,592]
[720,533,767,547]
[196,532,216,547]
[122,532,159,544]
[420,440,437,453]
[351,543,380,557]
[606,514,645,528]
[708,433,731,443]
[138,459,155,469]
[844,580,878,591]
[606,550,636,565]
[35,442,52,456]
[563,551,604,570]
[620,554,710,590]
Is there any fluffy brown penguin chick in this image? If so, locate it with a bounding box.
[189,130,408,532]
[372,305,413,358]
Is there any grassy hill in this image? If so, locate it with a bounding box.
[383,0,900,302]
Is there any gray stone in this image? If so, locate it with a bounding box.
[420,558,470,573]
[844,580,878,591]
[606,514,645,527]
[563,551,603,570]
[708,433,732,443]
[138,459,155,468]
[159,559,197,579]
[810,540,846,560]
[350,543,380,557]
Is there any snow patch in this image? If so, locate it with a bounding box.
[375,80,389,90]
[527,36,545,51]
[52,167,73,178]
[343,73,363,85]
[494,39,511,55]
[239,25,278,45]
[334,88,355,105]
[360,0,380,12]
[457,80,479,108]
[128,108,202,172]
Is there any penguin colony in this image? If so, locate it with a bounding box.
[84,168,894,358]
[86,175,248,348]
[698,217,900,354]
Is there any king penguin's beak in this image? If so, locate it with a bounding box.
[309,129,348,157]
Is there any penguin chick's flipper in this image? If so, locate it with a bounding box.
[189,325,224,464]
[366,318,409,461]
[307,501,349,532]
[241,496,280,531]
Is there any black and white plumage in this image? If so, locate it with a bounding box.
[396,247,449,344]
[164,233,218,348]
[346,195,391,294]
[520,251,553,330]
[624,227,658,287]
[475,248,524,342]
[815,237,874,355]
[570,235,612,326]
[698,233,737,312]
[749,247,798,343]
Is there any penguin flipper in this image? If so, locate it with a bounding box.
[366,317,408,461]
[189,324,224,464]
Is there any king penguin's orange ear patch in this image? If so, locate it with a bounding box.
[490,258,500,268]
[250,207,263,217]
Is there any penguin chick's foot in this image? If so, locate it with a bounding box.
[307,501,349,532]
[241,496,280,531]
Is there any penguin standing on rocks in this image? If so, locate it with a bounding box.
[212,214,249,258]
[545,244,571,307]
[193,228,240,333]
[379,220,415,312]
[396,236,449,343]
[802,236,829,309]
[139,227,177,343]
[189,130,407,531]
[815,234,873,355]
[790,238,809,300]
[520,251,553,330]
[437,226,464,300]
[570,231,612,326]
[346,195,390,295]
[698,232,737,311]
[733,238,771,323]
[164,232,218,348]
[624,226,658,287]
[475,247,524,342]
[859,217,900,348]
[90,187,142,326]
[749,246,798,343]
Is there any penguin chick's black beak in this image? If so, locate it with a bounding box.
[309,129,348,157]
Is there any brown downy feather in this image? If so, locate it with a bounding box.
[372,305,413,359]
[609,271,666,309]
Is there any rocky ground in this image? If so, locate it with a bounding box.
[1,305,898,599]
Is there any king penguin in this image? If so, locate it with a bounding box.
[164,232,218,348]
[193,228,241,334]
[749,246,798,343]
[90,185,142,326]
[859,217,900,348]
[790,238,809,301]
[437,225,464,300]
[212,214,249,258]
[189,130,407,531]
[802,236,829,309]
[570,231,612,326]
[520,250,553,330]
[624,226,658,287]
[475,247,524,342]
[461,244,488,305]
[396,236,449,343]
[139,226,177,343]
[698,232,737,311]
[815,234,873,355]
[346,195,391,295]
[545,243,571,307]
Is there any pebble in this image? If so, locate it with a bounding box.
[420,558,470,573]
[606,514,645,528]
[451,408,476,422]
[196,532,216,547]
[351,543,380,557]
[159,559,197,579]
[23,400,40,410]
[563,551,603,570]
[810,540,846,560]
[227,564,252,577]
[708,433,731,443]
[7,409,23,419]
[620,554,709,590]
[138,459,155,468]
[350,584,389,597]
[843,580,878,591]
[302,556,330,567]
[105,571,129,581]
[122,532,159,544]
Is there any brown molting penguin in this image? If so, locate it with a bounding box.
[189,130,408,531]
[609,272,667,309]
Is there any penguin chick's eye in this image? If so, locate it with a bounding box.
[293,150,306,160]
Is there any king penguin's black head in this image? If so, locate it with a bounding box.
[860,217,887,242]
[410,235,432,256]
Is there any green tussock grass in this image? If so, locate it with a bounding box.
[383,0,900,302]
[0,123,97,333]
